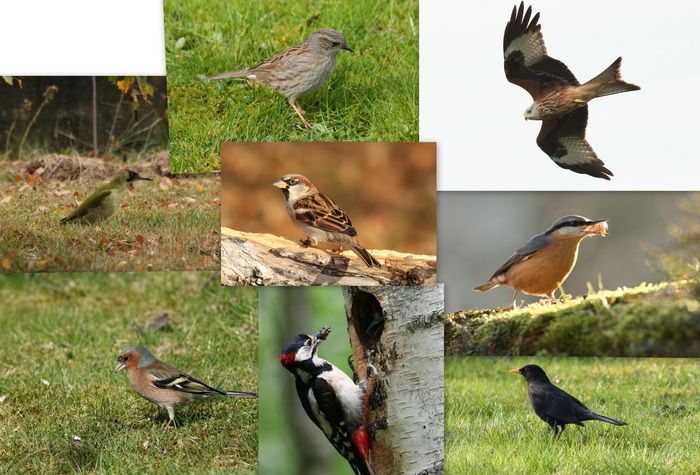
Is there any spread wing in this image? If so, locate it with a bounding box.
[537,107,613,180]
[65,188,112,220]
[293,193,358,237]
[503,2,579,99]
[489,233,551,280]
[150,364,226,396]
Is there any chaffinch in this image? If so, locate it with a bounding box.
[115,345,256,428]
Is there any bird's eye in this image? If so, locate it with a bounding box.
[288,178,297,185]
[332,41,341,47]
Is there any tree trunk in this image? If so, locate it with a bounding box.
[91,76,98,157]
[343,286,445,475]
[221,228,436,287]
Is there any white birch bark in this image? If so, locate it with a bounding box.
[343,285,445,475]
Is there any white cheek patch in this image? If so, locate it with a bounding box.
[295,345,313,361]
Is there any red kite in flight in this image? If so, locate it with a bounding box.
[503,2,640,180]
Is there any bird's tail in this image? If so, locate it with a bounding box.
[474,281,498,292]
[352,246,381,268]
[350,459,375,475]
[587,57,640,98]
[208,70,250,80]
[589,412,626,426]
[224,390,257,398]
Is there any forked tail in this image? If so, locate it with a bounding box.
[586,57,640,98]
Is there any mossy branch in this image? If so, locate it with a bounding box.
[446,281,700,357]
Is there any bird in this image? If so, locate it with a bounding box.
[474,215,607,307]
[273,174,381,268]
[510,364,626,438]
[503,2,640,179]
[280,326,374,475]
[208,28,353,128]
[115,345,257,428]
[59,169,152,224]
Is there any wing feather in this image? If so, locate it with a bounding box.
[503,2,579,99]
[537,107,613,180]
[488,233,551,280]
[293,194,358,237]
[151,366,226,396]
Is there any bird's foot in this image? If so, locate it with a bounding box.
[299,238,312,248]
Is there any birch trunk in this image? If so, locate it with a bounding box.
[221,228,437,287]
[343,286,445,475]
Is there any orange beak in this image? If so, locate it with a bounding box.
[509,368,522,374]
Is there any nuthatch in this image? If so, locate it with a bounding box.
[474,215,608,306]
[60,169,152,224]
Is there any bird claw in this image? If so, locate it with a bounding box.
[299,238,312,248]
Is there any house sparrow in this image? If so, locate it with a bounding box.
[115,345,257,428]
[208,28,353,128]
[273,174,380,268]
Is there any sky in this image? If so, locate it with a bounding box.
[421,0,700,190]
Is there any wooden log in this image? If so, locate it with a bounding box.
[221,227,437,286]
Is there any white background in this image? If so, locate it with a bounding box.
[421,0,700,190]
[0,0,165,75]
[2,1,699,190]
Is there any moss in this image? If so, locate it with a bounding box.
[446,281,700,357]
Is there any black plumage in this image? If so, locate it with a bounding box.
[511,364,626,438]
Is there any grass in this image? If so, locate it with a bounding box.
[0,272,258,473]
[446,356,700,474]
[0,156,220,272]
[446,281,700,357]
[165,0,419,172]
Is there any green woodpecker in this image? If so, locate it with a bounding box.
[60,169,152,224]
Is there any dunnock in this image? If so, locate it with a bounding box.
[209,28,353,128]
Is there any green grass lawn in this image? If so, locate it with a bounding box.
[0,272,258,473]
[446,356,700,474]
[165,0,419,172]
[0,157,220,272]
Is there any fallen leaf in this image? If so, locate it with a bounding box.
[1,257,11,270]
[135,235,145,244]
[0,395,7,403]
[0,196,11,204]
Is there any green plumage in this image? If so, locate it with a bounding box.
[60,169,151,224]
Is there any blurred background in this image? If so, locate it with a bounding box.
[259,287,356,475]
[221,142,436,255]
[439,192,699,312]
[0,76,168,160]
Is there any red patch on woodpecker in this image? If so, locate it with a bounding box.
[352,427,370,460]
[279,352,296,365]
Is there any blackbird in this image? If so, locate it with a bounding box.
[511,364,626,438]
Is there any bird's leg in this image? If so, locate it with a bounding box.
[555,424,565,439]
[288,98,312,128]
[162,407,176,430]
[299,237,313,248]
[511,289,519,309]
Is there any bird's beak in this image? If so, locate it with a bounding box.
[509,368,523,374]
[312,326,332,348]
[273,179,288,189]
[132,174,153,182]
[583,219,608,236]
[114,362,126,372]
[342,43,354,52]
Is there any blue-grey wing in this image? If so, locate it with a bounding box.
[489,233,552,279]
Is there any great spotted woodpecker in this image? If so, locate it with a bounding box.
[280,326,374,475]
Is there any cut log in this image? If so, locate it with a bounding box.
[221,227,437,286]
